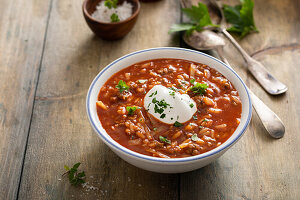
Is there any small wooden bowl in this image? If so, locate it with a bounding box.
[82,0,140,40]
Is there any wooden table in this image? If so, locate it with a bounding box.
[1,0,299,199]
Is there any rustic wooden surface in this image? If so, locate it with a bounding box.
[0,0,299,199]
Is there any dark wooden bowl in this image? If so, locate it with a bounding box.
[82,0,140,40]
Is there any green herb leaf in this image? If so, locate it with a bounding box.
[104,0,118,9]
[63,163,85,186]
[174,121,183,127]
[190,79,196,84]
[159,136,171,144]
[116,80,129,93]
[189,103,194,108]
[169,23,195,34]
[182,3,213,26]
[153,127,157,131]
[149,91,157,97]
[190,83,208,95]
[64,165,70,171]
[169,3,219,35]
[223,0,258,37]
[126,106,137,115]
[169,91,175,97]
[111,13,120,22]
[193,115,198,120]
[191,134,200,142]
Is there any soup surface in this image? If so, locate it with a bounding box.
[96,59,242,158]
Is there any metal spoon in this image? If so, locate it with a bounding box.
[209,0,288,95]
[183,23,285,138]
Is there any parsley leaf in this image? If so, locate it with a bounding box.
[149,91,157,97]
[190,83,208,95]
[63,163,85,186]
[169,91,175,97]
[189,103,194,108]
[104,0,118,9]
[193,115,198,120]
[116,80,129,93]
[191,134,200,142]
[159,136,171,144]
[174,121,183,127]
[126,106,137,115]
[190,79,196,84]
[111,13,120,22]
[169,24,195,33]
[223,0,258,37]
[169,3,219,35]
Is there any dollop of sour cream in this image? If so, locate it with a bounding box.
[144,85,197,124]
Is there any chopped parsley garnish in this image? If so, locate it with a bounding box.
[126,106,137,115]
[202,118,208,122]
[63,163,85,186]
[190,79,196,84]
[138,79,147,84]
[190,83,208,95]
[193,115,198,120]
[169,91,175,97]
[149,91,157,97]
[159,136,171,144]
[110,13,120,22]
[174,121,183,127]
[189,103,194,108]
[152,98,170,116]
[191,134,200,142]
[153,127,157,131]
[116,80,129,93]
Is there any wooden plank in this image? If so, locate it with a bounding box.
[180,0,300,199]
[0,0,51,199]
[18,0,181,199]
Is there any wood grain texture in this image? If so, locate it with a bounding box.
[0,0,51,199]
[17,0,180,199]
[180,0,300,199]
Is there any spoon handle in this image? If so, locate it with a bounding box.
[216,47,285,139]
[221,29,288,95]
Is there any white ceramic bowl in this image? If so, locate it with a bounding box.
[86,47,252,173]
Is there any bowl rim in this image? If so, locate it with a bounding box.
[82,0,141,25]
[86,47,252,163]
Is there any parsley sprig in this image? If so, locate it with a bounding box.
[223,0,258,37]
[63,163,85,186]
[169,3,219,36]
[190,83,208,95]
[111,13,120,22]
[126,106,137,115]
[104,0,118,9]
[174,121,183,127]
[116,80,129,93]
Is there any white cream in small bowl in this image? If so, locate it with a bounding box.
[86,47,252,173]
